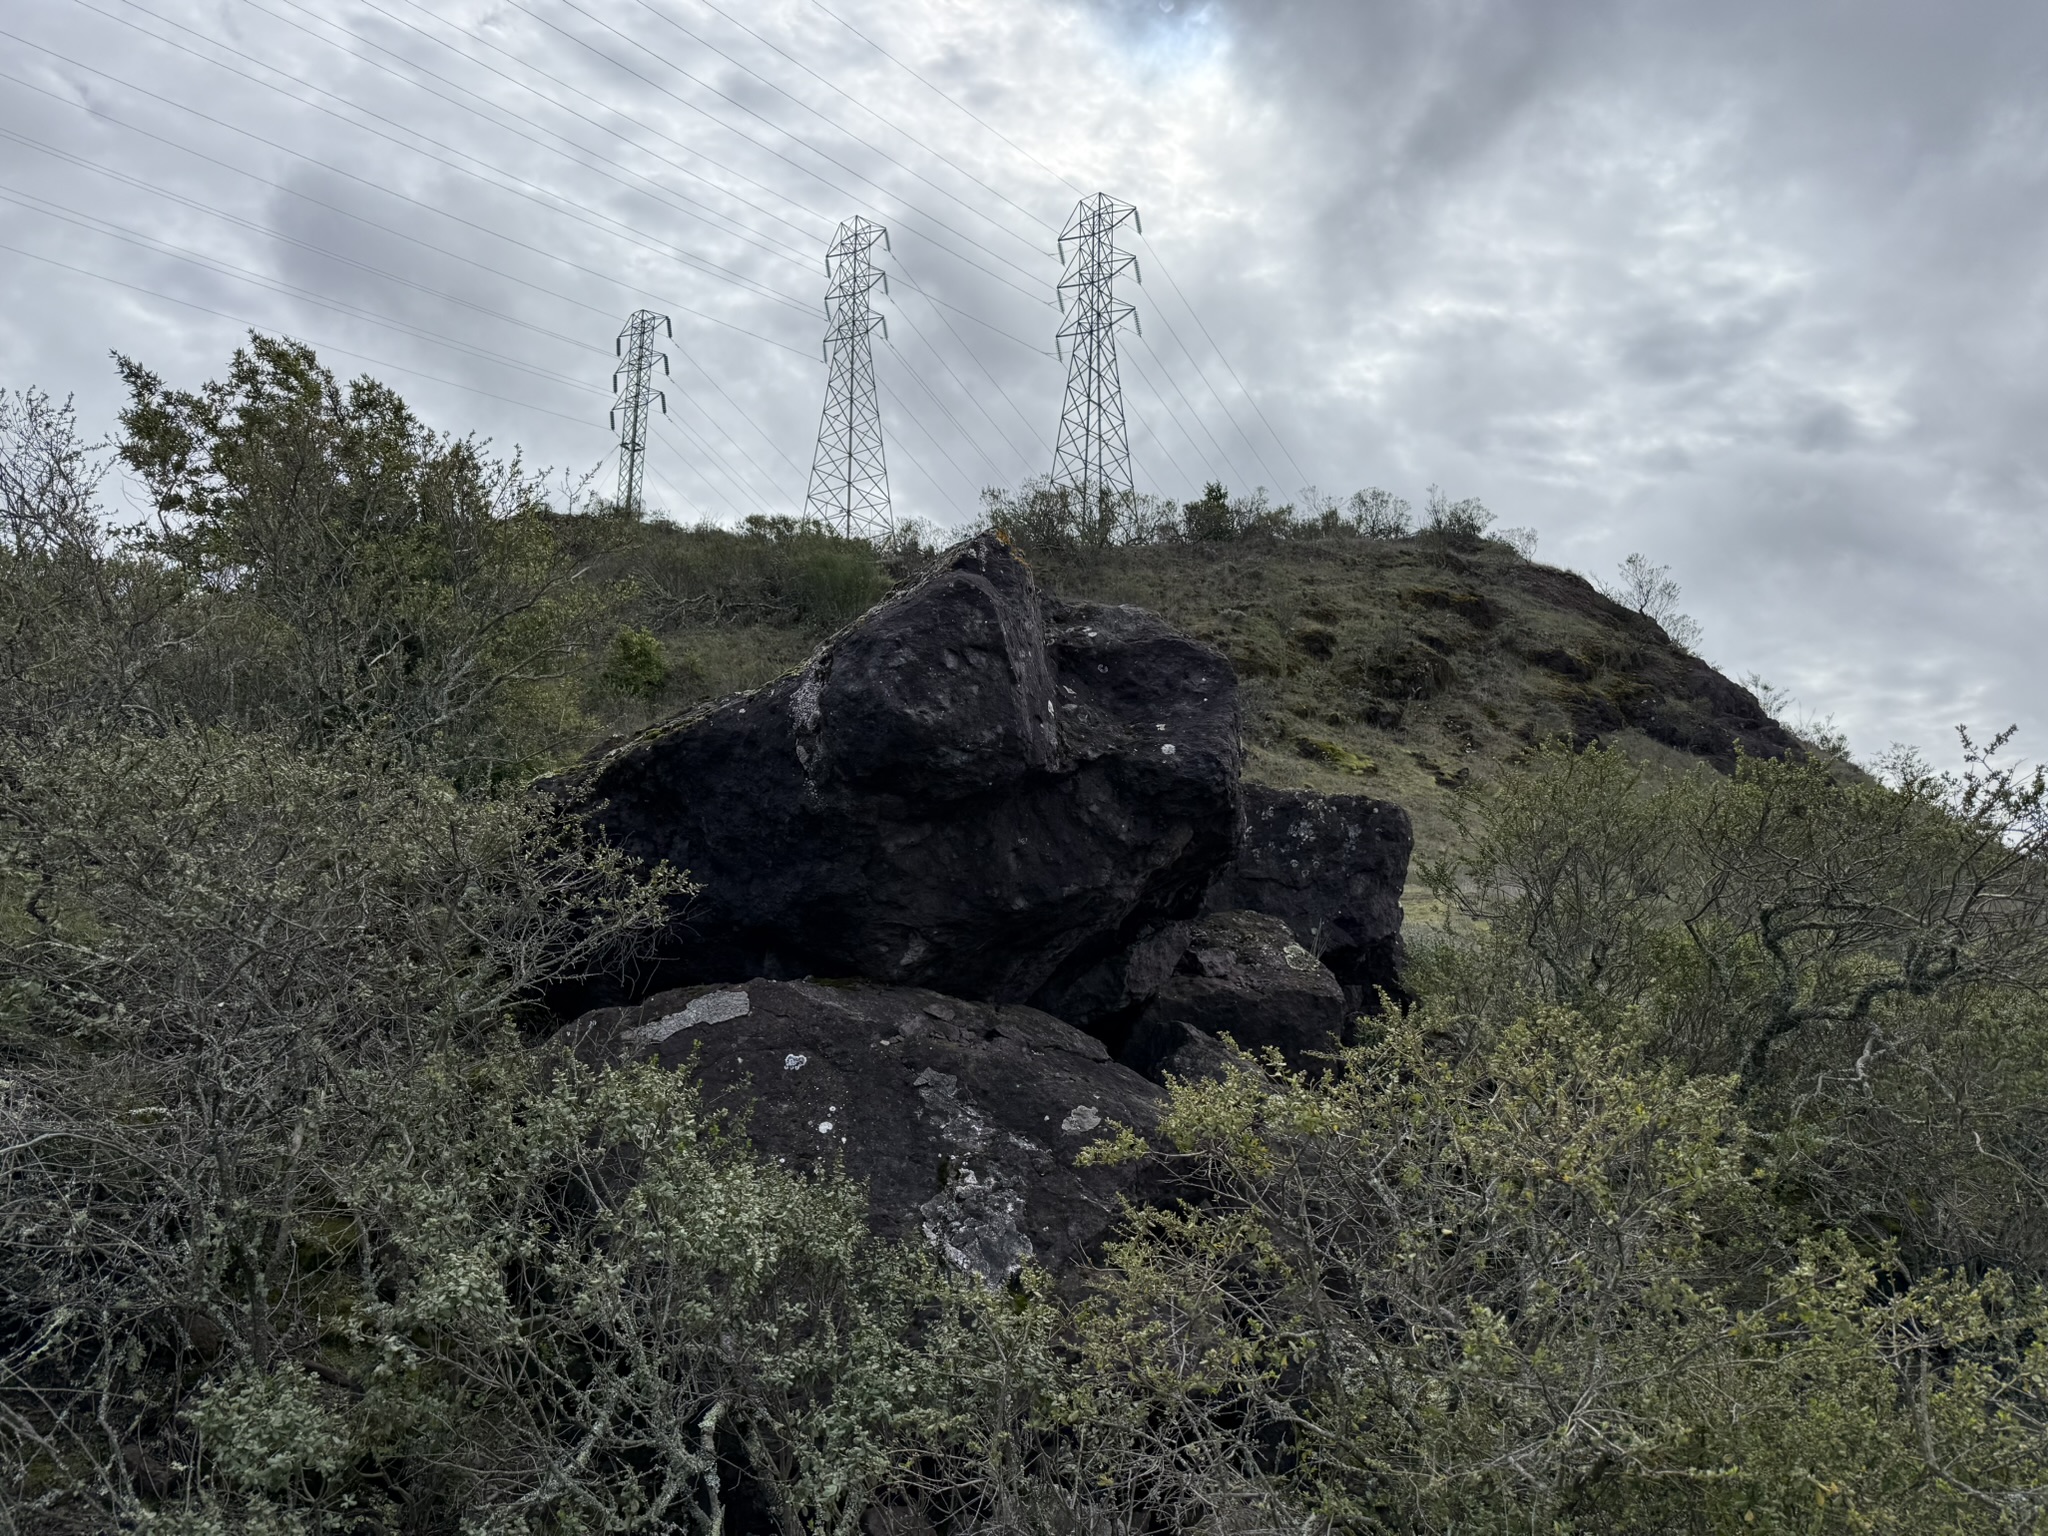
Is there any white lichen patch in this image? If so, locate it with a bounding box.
[913,1068,993,1152]
[792,663,824,733]
[623,989,751,1046]
[1060,1105,1102,1135]
[920,1165,1032,1286]
[1282,943,1323,974]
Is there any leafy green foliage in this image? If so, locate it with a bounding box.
[1077,1021,2048,1533]
[601,625,672,700]
[114,337,625,780]
[1418,738,2048,1274]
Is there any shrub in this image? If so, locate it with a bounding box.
[600,625,672,700]
[1079,1017,2048,1533]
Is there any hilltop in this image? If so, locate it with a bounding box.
[1027,533,1798,860]
[575,514,1801,867]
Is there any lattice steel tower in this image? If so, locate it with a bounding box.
[611,309,670,517]
[804,217,891,538]
[1052,193,1141,510]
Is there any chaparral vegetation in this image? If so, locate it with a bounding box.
[5,342,2047,1533]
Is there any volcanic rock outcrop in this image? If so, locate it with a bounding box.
[549,535,1418,1274]
[559,979,1165,1282]
[1033,785,1412,1035]
[555,534,1242,1007]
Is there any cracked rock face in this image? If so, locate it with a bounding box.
[558,979,1166,1282]
[1125,909,1349,1077]
[1204,783,1412,1010]
[546,535,1242,1012]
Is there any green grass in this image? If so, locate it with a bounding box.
[1027,534,1786,864]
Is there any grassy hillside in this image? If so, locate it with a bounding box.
[589,519,1802,870]
[1027,535,1799,861]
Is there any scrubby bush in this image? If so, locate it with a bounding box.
[115,338,626,782]
[1417,736,2048,1276]
[980,475,1456,554]
[1079,1018,2048,1533]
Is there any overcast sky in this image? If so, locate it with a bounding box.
[2,0,2043,765]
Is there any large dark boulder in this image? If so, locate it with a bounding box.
[559,979,1165,1281]
[1204,783,1412,1006]
[1125,909,1349,1076]
[551,535,1241,1008]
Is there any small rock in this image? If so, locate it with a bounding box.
[1126,910,1348,1073]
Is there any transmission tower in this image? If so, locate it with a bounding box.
[1052,193,1141,512]
[804,216,891,538]
[611,309,670,517]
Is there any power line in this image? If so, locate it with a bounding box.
[644,456,693,521]
[885,272,1055,358]
[0,60,817,358]
[261,0,830,259]
[1120,335,1222,489]
[883,336,1003,484]
[235,0,820,267]
[804,0,1084,200]
[675,348,804,484]
[1139,233,1305,491]
[0,187,608,396]
[0,238,607,430]
[67,0,820,316]
[654,416,774,521]
[882,299,1027,476]
[1130,327,1244,489]
[686,0,1059,236]
[876,377,975,512]
[14,0,1283,526]
[1123,388,1197,501]
[710,5,1303,496]
[238,0,1061,489]
[489,0,1055,303]
[3,157,810,505]
[625,0,1049,258]
[890,245,1050,461]
[6,62,827,496]
[1130,273,1281,491]
[3,140,825,501]
[0,129,610,358]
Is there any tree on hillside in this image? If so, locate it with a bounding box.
[116,335,624,778]
[1604,550,1705,651]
